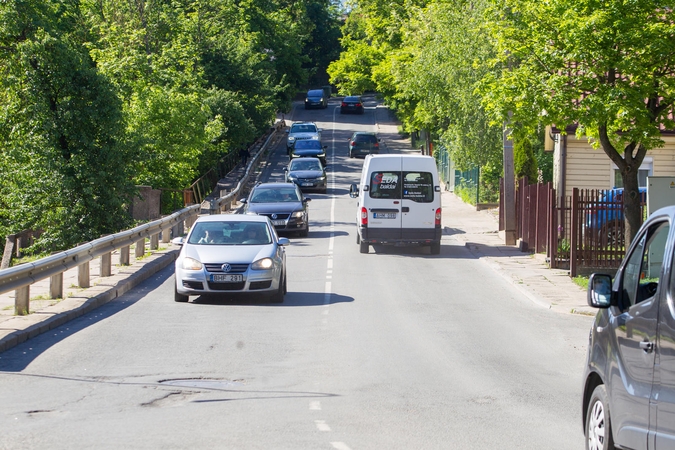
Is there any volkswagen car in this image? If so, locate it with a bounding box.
[240,183,311,236]
[290,139,327,165]
[173,214,289,303]
[284,157,327,193]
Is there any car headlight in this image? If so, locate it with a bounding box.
[251,257,274,270]
[318,151,326,158]
[318,175,326,181]
[182,257,203,270]
[291,211,304,218]
[287,174,298,181]
[288,137,296,143]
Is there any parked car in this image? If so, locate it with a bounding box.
[348,131,380,158]
[290,139,327,165]
[284,157,327,193]
[340,96,364,114]
[173,214,289,303]
[583,205,675,450]
[241,182,311,236]
[304,89,328,109]
[285,122,321,154]
[585,187,647,244]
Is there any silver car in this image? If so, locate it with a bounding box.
[173,215,289,303]
[285,122,321,154]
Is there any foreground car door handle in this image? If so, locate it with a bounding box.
[639,341,655,353]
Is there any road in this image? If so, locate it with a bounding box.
[0,97,594,449]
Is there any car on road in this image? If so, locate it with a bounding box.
[286,122,322,154]
[583,206,675,449]
[241,182,311,236]
[290,139,327,165]
[585,187,647,245]
[173,214,289,303]
[340,96,364,114]
[284,157,327,193]
[348,131,380,158]
[304,89,328,109]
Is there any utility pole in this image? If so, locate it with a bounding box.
[503,125,516,245]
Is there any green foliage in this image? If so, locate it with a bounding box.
[513,133,538,182]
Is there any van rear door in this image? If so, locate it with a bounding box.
[366,159,403,240]
[400,158,439,240]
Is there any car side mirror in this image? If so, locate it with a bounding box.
[172,237,184,246]
[349,184,359,198]
[303,198,312,203]
[285,129,289,134]
[278,237,291,246]
[240,198,248,204]
[323,145,328,149]
[283,167,288,172]
[588,273,613,308]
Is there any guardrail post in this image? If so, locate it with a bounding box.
[135,239,145,258]
[15,286,29,315]
[78,262,90,288]
[161,228,171,243]
[50,273,63,299]
[150,233,159,250]
[101,252,112,277]
[120,245,130,265]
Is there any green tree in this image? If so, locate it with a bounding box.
[483,0,675,244]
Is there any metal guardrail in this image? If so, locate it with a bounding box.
[0,123,283,315]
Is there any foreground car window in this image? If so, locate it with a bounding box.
[188,222,272,245]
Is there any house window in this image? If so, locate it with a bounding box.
[612,158,653,188]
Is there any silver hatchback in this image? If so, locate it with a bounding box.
[173,215,289,303]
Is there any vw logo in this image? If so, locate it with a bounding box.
[271,214,278,220]
[221,263,232,273]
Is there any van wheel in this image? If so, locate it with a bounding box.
[359,241,369,254]
[585,385,615,450]
[430,242,441,255]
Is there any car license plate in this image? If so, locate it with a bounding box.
[301,182,313,186]
[374,212,396,219]
[272,220,285,226]
[211,274,243,282]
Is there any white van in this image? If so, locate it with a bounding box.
[349,154,442,254]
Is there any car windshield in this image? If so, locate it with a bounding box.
[345,97,360,102]
[307,90,323,96]
[290,124,317,133]
[188,222,272,245]
[294,140,322,149]
[250,187,301,203]
[291,160,322,171]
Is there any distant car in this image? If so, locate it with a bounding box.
[290,139,327,165]
[341,96,364,114]
[286,122,321,154]
[173,214,289,303]
[305,89,328,109]
[241,182,311,237]
[284,157,327,193]
[583,206,675,450]
[585,187,647,244]
[348,131,380,158]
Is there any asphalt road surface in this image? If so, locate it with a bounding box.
[0,97,594,450]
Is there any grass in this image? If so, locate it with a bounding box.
[572,275,589,289]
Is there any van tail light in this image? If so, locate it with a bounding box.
[435,208,442,226]
[361,207,368,226]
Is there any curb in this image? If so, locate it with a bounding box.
[0,250,178,353]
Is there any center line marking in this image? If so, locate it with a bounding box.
[315,420,331,431]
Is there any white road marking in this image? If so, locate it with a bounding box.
[315,420,331,431]
[331,443,353,450]
[309,401,321,410]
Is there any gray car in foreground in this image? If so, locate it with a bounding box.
[173,214,289,303]
[583,206,675,450]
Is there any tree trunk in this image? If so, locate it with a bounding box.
[621,164,642,246]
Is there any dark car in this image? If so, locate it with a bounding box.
[284,157,327,193]
[290,139,327,165]
[583,206,675,449]
[241,183,311,237]
[305,89,328,109]
[585,187,647,245]
[340,96,364,114]
[348,131,380,158]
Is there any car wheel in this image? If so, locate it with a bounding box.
[356,233,360,244]
[299,222,309,237]
[600,223,623,248]
[430,242,441,255]
[271,271,285,303]
[585,385,615,450]
[359,241,369,254]
[349,151,354,158]
[174,287,189,303]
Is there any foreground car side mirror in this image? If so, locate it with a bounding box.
[349,183,359,198]
[240,198,248,204]
[303,198,312,203]
[278,237,290,246]
[172,237,184,246]
[587,273,613,308]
